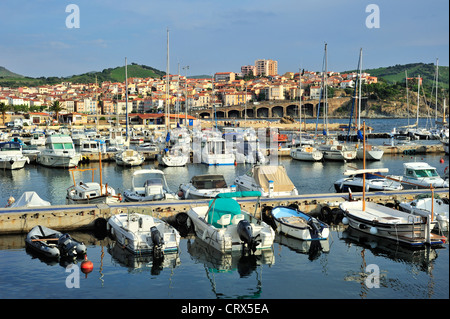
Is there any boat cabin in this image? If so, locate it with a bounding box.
[191,175,228,190]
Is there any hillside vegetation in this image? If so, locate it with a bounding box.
[0,63,165,87]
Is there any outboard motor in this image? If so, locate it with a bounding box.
[237,220,260,253]
[58,233,78,257]
[307,218,322,239]
[150,226,164,257]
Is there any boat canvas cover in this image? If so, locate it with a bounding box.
[207,198,242,228]
[191,175,227,189]
[253,166,295,193]
[10,191,51,208]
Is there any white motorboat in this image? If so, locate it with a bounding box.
[269,205,330,241]
[29,132,46,146]
[390,162,449,189]
[0,141,30,170]
[136,143,159,152]
[399,194,449,232]
[36,134,81,168]
[178,174,233,199]
[340,123,447,247]
[122,169,178,202]
[186,191,275,253]
[340,199,446,247]
[200,136,235,166]
[80,139,107,154]
[66,168,121,205]
[290,145,323,162]
[71,129,87,146]
[114,149,145,167]
[107,211,181,255]
[234,165,298,197]
[334,171,403,193]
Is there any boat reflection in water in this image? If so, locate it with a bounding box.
[187,238,274,298]
[108,242,180,276]
[275,233,330,261]
[341,227,442,273]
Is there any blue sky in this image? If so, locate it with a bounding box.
[0,0,448,78]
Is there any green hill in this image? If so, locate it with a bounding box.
[345,62,449,89]
[0,64,165,87]
[0,66,24,78]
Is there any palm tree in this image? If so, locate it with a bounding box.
[49,100,63,124]
[0,102,10,126]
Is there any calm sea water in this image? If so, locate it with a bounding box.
[0,118,448,303]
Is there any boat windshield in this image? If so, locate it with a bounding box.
[414,169,439,177]
[53,143,74,150]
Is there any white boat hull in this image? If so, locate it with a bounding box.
[37,154,80,168]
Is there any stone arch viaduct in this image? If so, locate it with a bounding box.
[191,97,352,119]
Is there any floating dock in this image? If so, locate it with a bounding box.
[0,188,448,234]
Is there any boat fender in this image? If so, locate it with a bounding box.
[369,227,378,235]
[331,208,345,224]
[320,205,332,224]
[342,217,349,225]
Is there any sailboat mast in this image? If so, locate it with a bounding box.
[416,75,420,127]
[298,67,302,145]
[406,70,409,126]
[165,28,170,132]
[125,57,129,141]
[324,43,328,136]
[357,48,363,130]
[435,58,439,123]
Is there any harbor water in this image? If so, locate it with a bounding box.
[0,118,448,301]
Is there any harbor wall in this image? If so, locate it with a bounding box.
[1,188,448,234]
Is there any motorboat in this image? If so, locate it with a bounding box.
[334,171,403,193]
[200,136,235,166]
[122,169,178,202]
[234,165,298,197]
[25,225,87,259]
[223,132,266,164]
[389,162,449,189]
[178,174,233,199]
[340,199,446,247]
[7,191,51,208]
[136,143,159,152]
[114,149,145,167]
[290,145,323,162]
[66,168,121,205]
[0,141,30,170]
[399,194,449,232]
[107,211,181,255]
[29,132,46,146]
[339,167,446,247]
[186,191,275,253]
[36,134,81,168]
[71,129,87,146]
[80,139,107,154]
[269,206,330,241]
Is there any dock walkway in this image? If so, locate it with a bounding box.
[1,188,447,234]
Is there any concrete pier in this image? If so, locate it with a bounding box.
[1,188,447,234]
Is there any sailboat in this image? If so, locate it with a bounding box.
[290,68,323,162]
[352,48,384,161]
[316,43,356,162]
[157,29,189,167]
[339,122,447,247]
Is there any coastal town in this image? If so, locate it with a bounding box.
[0,58,379,127]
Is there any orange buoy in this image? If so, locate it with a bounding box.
[440,158,444,164]
[81,255,93,275]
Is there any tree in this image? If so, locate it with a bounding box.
[49,100,63,123]
[0,102,11,125]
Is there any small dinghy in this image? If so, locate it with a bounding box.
[269,206,330,241]
[25,225,87,259]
